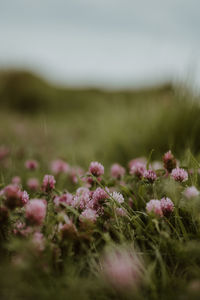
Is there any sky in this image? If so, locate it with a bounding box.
[0,0,200,88]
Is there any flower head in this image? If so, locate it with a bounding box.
[129,157,146,170]
[171,167,188,182]
[160,197,174,216]
[54,192,73,207]
[130,161,146,178]
[116,207,127,217]
[79,208,97,223]
[50,159,70,175]
[25,199,46,225]
[101,247,142,290]
[25,160,38,170]
[163,150,177,172]
[146,199,163,217]
[143,170,157,183]
[110,163,125,179]
[111,191,124,204]
[69,166,84,184]
[183,186,199,199]
[20,190,29,206]
[12,176,21,185]
[42,175,56,192]
[73,187,91,210]
[4,184,29,209]
[27,178,39,191]
[89,161,104,177]
[92,187,109,204]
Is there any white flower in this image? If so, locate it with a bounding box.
[111,192,124,203]
[183,186,199,199]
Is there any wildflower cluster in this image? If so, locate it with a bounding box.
[0,149,200,300]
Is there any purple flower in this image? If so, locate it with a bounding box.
[12,176,21,185]
[54,192,74,207]
[130,161,146,178]
[79,208,98,223]
[160,197,174,216]
[92,187,109,204]
[69,166,84,184]
[110,163,125,179]
[20,190,29,206]
[73,187,91,210]
[89,161,104,177]
[128,157,146,170]
[27,178,39,191]
[101,248,142,290]
[3,184,29,209]
[171,167,188,182]
[25,199,46,226]
[146,199,163,217]
[163,150,177,172]
[25,160,39,170]
[143,170,157,183]
[50,159,70,175]
[42,175,56,192]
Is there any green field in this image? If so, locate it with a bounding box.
[1,70,200,300]
[1,70,200,167]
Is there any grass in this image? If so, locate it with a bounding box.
[0,70,200,299]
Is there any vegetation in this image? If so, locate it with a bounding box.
[0,70,200,299]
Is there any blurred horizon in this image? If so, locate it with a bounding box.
[0,0,200,89]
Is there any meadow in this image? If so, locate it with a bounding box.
[0,70,200,299]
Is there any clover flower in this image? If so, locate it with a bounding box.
[89,161,104,177]
[116,207,127,217]
[54,192,73,207]
[143,170,157,183]
[12,176,21,185]
[160,197,174,216]
[111,191,124,203]
[163,150,177,172]
[92,187,109,204]
[27,178,39,191]
[110,163,125,179]
[4,184,29,209]
[42,175,56,192]
[79,208,98,223]
[171,167,188,182]
[101,248,142,290]
[69,166,84,184]
[25,160,39,170]
[50,159,70,175]
[130,161,146,178]
[146,199,163,217]
[73,187,91,209]
[183,186,199,199]
[25,199,46,226]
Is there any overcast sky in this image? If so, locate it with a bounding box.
[0,0,200,88]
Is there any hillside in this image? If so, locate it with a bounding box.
[0,70,199,167]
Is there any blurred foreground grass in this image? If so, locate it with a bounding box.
[0,70,200,167]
